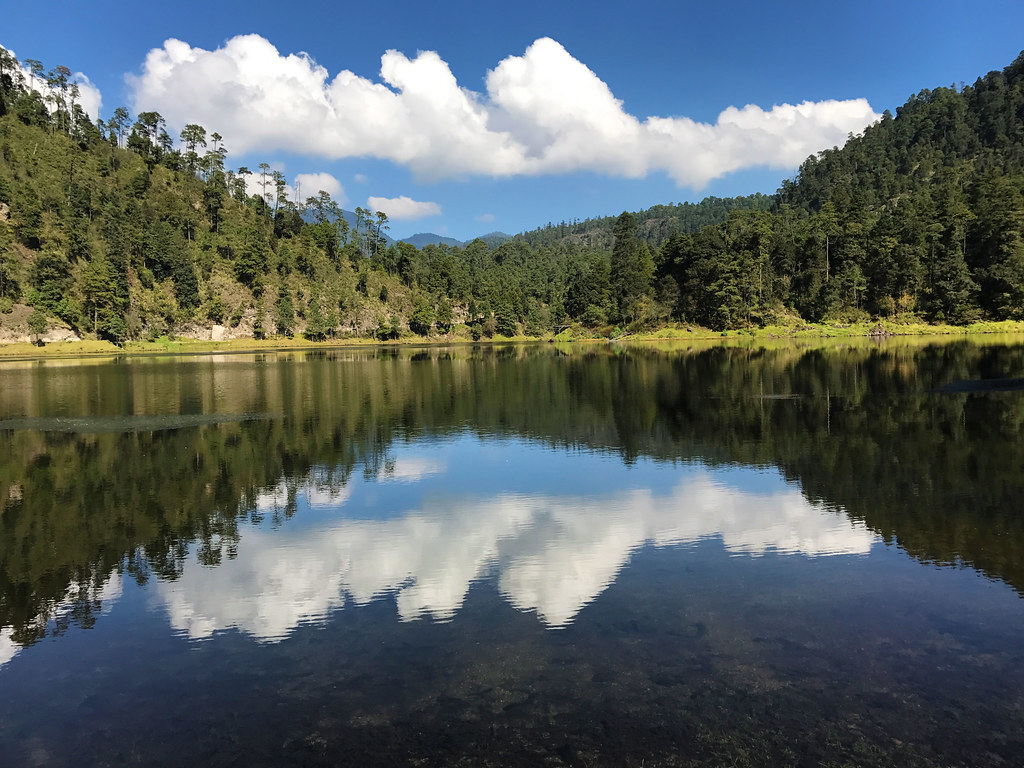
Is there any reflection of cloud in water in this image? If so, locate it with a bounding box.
[156,472,876,640]
[0,573,123,669]
[379,457,446,483]
[254,474,353,512]
[0,632,19,667]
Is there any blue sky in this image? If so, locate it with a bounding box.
[3,0,1024,241]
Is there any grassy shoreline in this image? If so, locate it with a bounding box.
[2,319,1024,360]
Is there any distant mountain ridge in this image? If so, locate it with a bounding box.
[392,195,776,251]
[367,194,773,253]
[511,194,775,250]
[395,231,513,248]
[324,215,513,249]
[333,195,772,251]
[398,232,464,248]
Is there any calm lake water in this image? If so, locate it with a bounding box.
[2,339,1024,767]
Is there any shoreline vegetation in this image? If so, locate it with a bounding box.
[3,319,1024,360]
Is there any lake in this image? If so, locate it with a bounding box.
[1,339,1023,767]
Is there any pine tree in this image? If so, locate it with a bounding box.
[609,212,653,324]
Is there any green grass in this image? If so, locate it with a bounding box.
[3,320,1024,360]
[624,319,1024,342]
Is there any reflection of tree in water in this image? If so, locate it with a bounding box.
[2,341,1024,647]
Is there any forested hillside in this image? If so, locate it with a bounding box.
[513,194,775,250]
[535,54,1024,328]
[1,46,1023,342]
[661,53,1024,329]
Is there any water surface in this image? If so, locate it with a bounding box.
[1,340,1023,766]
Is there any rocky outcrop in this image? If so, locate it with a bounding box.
[0,304,81,344]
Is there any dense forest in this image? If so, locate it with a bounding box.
[1,47,1024,342]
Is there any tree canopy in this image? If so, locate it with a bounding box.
[2,48,1024,340]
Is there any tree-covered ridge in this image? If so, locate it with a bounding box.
[1,46,1024,341]
[764,54,1024,322]
[0,46,618,342]
[654,52,1024,329]
[512,194,775,250]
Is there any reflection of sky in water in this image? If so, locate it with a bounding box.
[152,435,876,641]
[0,575,123,668]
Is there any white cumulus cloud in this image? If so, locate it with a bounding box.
[236,165,344,207]
[368,195,441,221]
[293,172,345,204]
[73,73,102,121]
[2,45,103,120]
[128,35,880,188]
